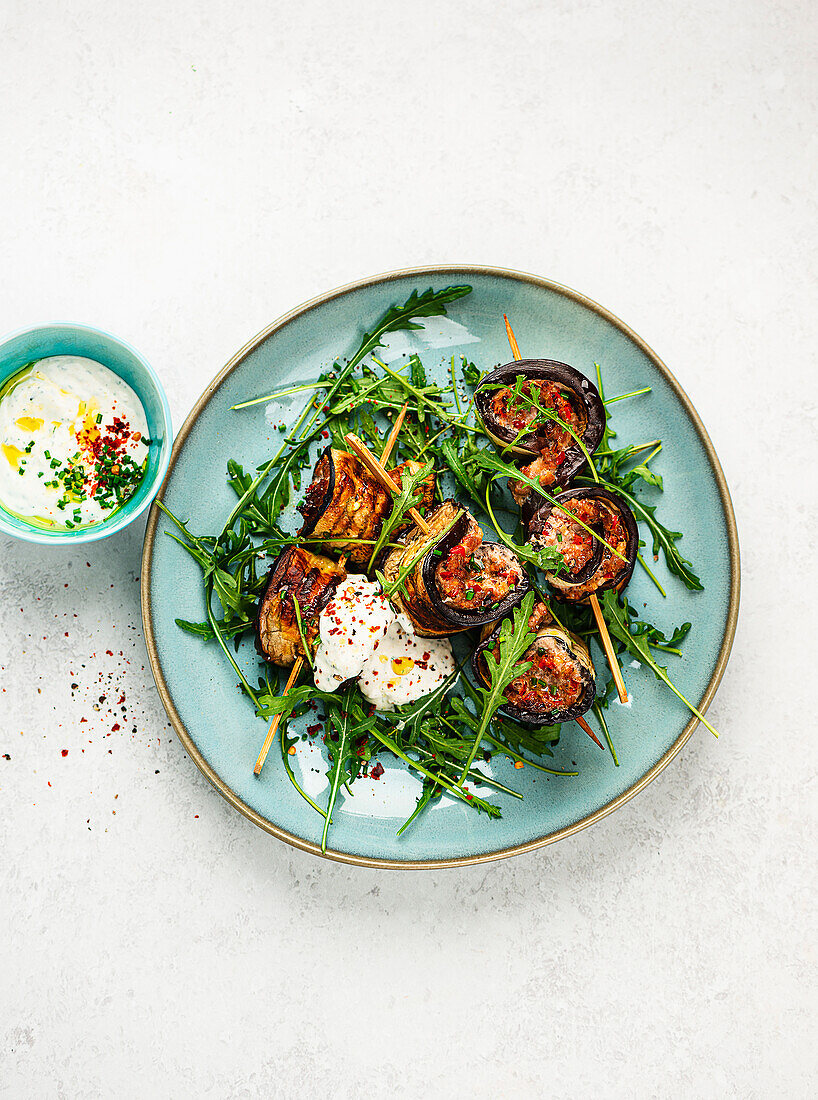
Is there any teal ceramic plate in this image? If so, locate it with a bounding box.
[141,266,739,868]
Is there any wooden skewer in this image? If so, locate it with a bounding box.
[345,432,431,535]
[254,657,303,775]
[380,401,408,466]
[503,314,629,708]
[255,549,351,777]
[504,314,522,361]
[575,715,605,751]
[589,593,628,703]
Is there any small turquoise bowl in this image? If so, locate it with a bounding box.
[0,323,172,545]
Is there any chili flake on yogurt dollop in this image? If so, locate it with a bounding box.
[313,575,455,710]
[0,356,150,529]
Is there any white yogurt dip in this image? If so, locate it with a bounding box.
[0,356,150,529]
[358,621,455,710]
[312,575,454,710]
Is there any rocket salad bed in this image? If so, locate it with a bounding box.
[158,285,716,852]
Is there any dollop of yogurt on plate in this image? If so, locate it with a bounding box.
[313,575,455,710]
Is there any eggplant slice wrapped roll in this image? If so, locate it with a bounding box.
[297,446,435,565]
[472,601,596,726]
[527,486,639,601]
[255,546,345,666]
[382,500,530,636]
[474,359,605,505]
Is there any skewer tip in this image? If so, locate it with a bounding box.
[253,657,304,776]
[504,315,522,361]
[575,715,605,751]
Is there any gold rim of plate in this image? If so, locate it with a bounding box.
[140,265,741,870]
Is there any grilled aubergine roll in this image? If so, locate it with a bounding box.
[474,359,605,505]
[472,601,596,726]
[381,500,530,636]
[297,446,435,566]
[526,486,639,602]
[255,546,345,666]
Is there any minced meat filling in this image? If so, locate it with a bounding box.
[491,380,582,502]
[489,379,580,448]
[501,635,584,712]
[533,498,599,577]
[557,500,628,599]
[435,518,523,611]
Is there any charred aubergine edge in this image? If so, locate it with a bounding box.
[297,446,434,566]
[472,604,596,726]
[474,358,605,487]
[526,485,639,601]
[297,446,390,566]
[255,545,346,666]
[382,500,530,636]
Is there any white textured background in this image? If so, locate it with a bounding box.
[1,1,816,1097]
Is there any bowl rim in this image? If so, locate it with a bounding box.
[0,321,173,545]
[141,264,741,869]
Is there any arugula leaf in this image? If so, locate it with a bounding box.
[449,683,576,776]
[254,682,339,723]
[292,597,313,669]
[235,285,471,419]
[410,354,427,389]
[382,666,461,742]
[622,462,664,491]
[600,591,718,737]
[489,713,561,758]
[351,286,472,365]
[581,477,703,591]
[595,362,616,453]
[291,285,471,446]
[461,358,482,386]
[321,687,360,851]
[438,437,492,515]
[370,357,454,424]
[368,724,502,825]
[366,459,434,569]
[398,778,441,836]
[483,487,566,575]
[175,617,252,642]
[457,591,537,781]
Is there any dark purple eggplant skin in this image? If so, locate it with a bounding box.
[472,621,596,727]
[421,511,531,629]
[297,445,335,536]
[526,485,639,597]
[254,545,345,665]
[474,359,606,487]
